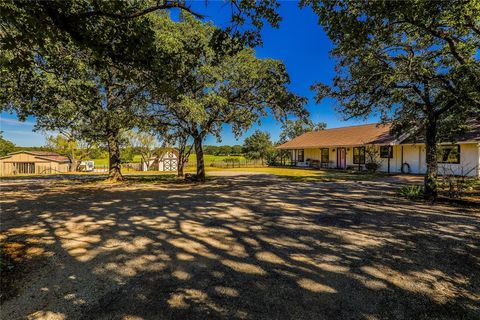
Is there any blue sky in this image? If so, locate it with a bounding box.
[0,1,378,147]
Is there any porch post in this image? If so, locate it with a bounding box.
[400,146,404,173]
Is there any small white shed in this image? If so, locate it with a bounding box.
[142,149,179,172]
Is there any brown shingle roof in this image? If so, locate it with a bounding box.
[277,123,396,149]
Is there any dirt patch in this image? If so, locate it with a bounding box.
[0,239,48,303]
[1,175,479,319]
[0,242,25,303]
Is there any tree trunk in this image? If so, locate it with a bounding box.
[177,135,192,178]
[177,153,185,177]
[424,115,438,200]
[107,130,123,182]
[69,149,76,172]
[193,134,205,182]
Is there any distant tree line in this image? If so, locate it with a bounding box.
[202,145,243,156]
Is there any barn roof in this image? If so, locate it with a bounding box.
[0,151,71,163]
[148,148,179,160]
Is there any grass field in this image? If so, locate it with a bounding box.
[204,166,386,181]
[88,154,246,168]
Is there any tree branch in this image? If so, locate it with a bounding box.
[73,1,204,20]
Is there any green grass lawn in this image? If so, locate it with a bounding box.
[88,154,246,168]
[73,155,384,183]
[202,166,386,182]
[85,155,381,182]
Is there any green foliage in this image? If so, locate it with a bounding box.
[1,13,187,180]
[278,119,326,144]
[303,0,480,198]
[88,147,108,160]
[304,0,480,121]
[439,168,479,199]
[153,32,307,141]
[364,145,381,172]
[120,147,135,164]
[147,16,307,180]
[0,0,282,71]
[46,134,77,159]
[125,130,158,165]
[231,145,243,155]
[364,163,379,172]
[398,185,424,199]
[0,3,298,181]
[203,145,243,156]
[0,132,15,157]
[464,178,480,192]
[242,130,274,161]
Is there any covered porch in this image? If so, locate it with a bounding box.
[284,145,398,173]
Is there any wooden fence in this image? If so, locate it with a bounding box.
[186,158,267,168]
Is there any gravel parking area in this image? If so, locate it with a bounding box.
[1,174,479,319]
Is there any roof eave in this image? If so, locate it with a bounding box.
[34,156,71,163]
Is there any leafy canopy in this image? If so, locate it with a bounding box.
[278,119,326,144]
[0,132,15,157]
[149,15,307,142]
[242,130,274,160]
[302,0,480,198]
[303,0,480,135]
[0,0,282,73]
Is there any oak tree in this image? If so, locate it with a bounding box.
[303,0,480,198]
[149,18,307,181]
[278,119,326,144]
[242,130,274,164]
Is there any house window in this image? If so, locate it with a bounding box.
[380,146,393,158]
[353,147,365,164]
[438,145,460,164]
[297,149,304,162]
[321,148,329,163]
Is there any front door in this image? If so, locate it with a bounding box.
[337,148,346,169]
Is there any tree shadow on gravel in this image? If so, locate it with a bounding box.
[1,175,479,320]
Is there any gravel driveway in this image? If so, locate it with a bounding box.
[1,175,479,319]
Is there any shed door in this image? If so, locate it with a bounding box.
[163,159,178,171]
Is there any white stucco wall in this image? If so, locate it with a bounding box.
[304,148,320,162]
[400,143,479,176]
[438,143,479,177]
[291,143,479,177]
[376,146,400,173]
[400,145,422,174]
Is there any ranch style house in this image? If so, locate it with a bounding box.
[277,122,480,177]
